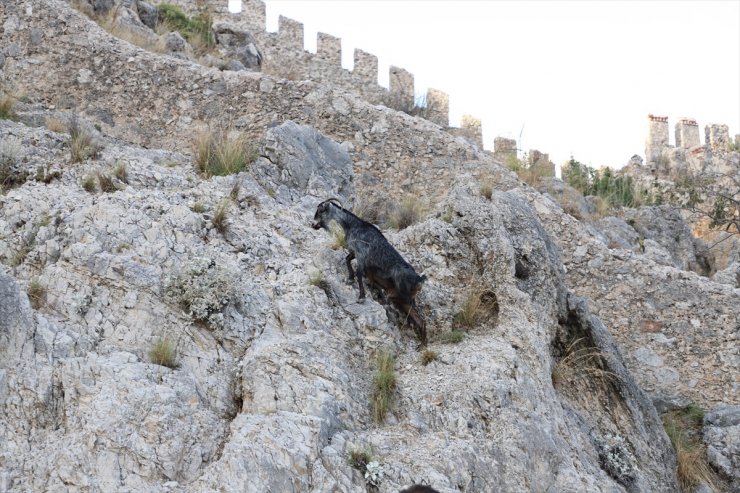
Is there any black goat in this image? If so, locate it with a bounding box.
[312,198,427,344]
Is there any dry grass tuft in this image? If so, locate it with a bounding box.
[96,171,117,193]
[663,406,719,492]
[113,161,128,183]
[372,350,397,423]
[347,448,373,471]
[149,337,178,369]
[27,279,47,309]
[212,200,229,235]
[453,289,499,328]
[69,117,101,163]
[551,338,619,388]
[45,116,68,133]
[421,350,438,366]
[191,202,206,213]
[480,182,493,200]
[386,196,426,230]
[230,181,241,202]
[82,175,97,193]
[194,129,258,177]
[0,94,16,120]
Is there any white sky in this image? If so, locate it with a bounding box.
[258,0,740,168]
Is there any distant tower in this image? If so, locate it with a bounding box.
[705,124,730,153]
[675,118,700,149]
[645,114,669,164]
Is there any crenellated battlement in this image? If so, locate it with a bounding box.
[158,0,481,146]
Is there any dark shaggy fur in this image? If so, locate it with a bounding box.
[312,199,427,344]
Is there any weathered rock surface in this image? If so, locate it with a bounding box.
[0,118,679,491]
[703,405,740,490]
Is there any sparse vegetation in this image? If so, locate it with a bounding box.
[230,181,241,202]
[308,270,324,287]
[96,171,117,192]
[69,116,101,163]
[212,200,229,235]
[551,337,619,388]
[166,257,234,329]
[82,175,97,193]
[438,330,465,344]
[113,161,128,183]
[386,196,426,230]
[0,136,27,191]
[156,3,214,52]
[453,289,499,328]
[194,129,258,177]
[421,349,438,366]
[191,202,206,213]
[10,226,39,267]
[480,182,493,200]
[347,447,373,471]
[149,337,178,369]
[562,157,647,209]
[27,279,47,309]
[45,116,67,133]
[663,405,718,492]
[372,350,397,423]
[0,94,16,120]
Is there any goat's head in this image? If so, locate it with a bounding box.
[312,198,343,230]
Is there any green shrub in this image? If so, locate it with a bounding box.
[157,3,214,50]
[372,350,397,423]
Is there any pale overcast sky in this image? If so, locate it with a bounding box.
[254,1,739,169]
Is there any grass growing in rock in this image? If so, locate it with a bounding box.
[347,447,373,471]
[551,338,619,389]
[27,279,47,309]
[0,136,27,191]
[453,289,499,329]
[212,200,230,235]
[96,171,117,193]
[149,337,178,369]
[438,330,465,344]
[386,196,426,230]
[0,95,16,120]
[69,117,101,163]
[191,202,206,213]
[421,350,438,366]
[113,161,128,183]
[372,350,397,423]
[82,175,97,193]
[662,405,718,492]
[194,129,258,177]
[156,3,214,51]
[480,182,493,200]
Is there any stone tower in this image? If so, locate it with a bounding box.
[706,124,730,153]
[645,114,669,164]
[675,118,700,149]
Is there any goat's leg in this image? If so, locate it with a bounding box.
[345,252,356,283]
[356,268,367,301]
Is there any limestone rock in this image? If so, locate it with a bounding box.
[703,405,740,489]
[213,22,263,70]
[256,120,355,204]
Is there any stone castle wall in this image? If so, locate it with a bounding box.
[645,114,738,166]
[159,0,484,143]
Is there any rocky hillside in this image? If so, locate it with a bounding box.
[1,0,738,491]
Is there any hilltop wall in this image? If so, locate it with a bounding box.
[159,0,484,142]
[0,0,501,203]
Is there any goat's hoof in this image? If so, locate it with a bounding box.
[357,296,366,303]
